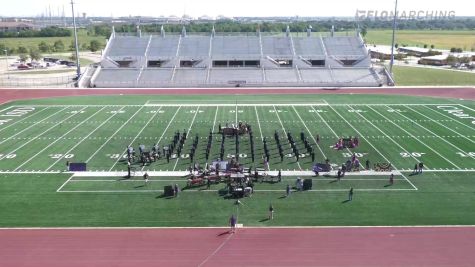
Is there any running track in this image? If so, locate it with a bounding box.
[0,87,474,267]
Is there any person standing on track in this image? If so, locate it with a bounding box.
[229,214,237,233]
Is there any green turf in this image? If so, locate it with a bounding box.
[393,66,475,86]
[365,29,475,50]
[0,94,474,227]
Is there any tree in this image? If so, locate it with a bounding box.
[29,48,42,61]
[431,44,435,49]
[38,41,51,53]
[19,54,29,62]
[423,44,428,48]
[69,52,77,61]
[81,43,89,51]
[446,55,458,66]
[69,41,77,51]
[450,47,457,53]
[53,40,65,52]
[395,43,399,49]
[89,40,102,52]
[360,27,367,37]
[17,46,28,54]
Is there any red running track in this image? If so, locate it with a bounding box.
[1,227,475,267]
[0,87,474,105]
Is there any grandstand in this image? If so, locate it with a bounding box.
[89,26,385,88]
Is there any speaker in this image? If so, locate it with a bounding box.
[164,185,174,197]
[303,179,313,190]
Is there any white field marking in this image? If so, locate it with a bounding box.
[292,106,326,159]
[141,106,181,171]
[254,106,264,141]
[56,174,75,192]
[143,103,452,107]
[349,105,430,169]
[328,105,418,190]
[368,106,461,169]
[108,106,163,171]
[69,178,408,182]
[3,169,475,175]
[152,106,182,146]
[0,106,15,113]
[172,106,200,171]
[0,106,69,145]
[1,107,80,159]
[0,107,50,133]
[425,106,475,131]
[406,105,475,145]
[14,107,101,172]
[46,107,125,171]
[212,106,219,132]
[197,231,234,267]
[389,105,475,160]
[235,102,238,125]
[57,188,418,194]
[2,225,475,230]
[310,106,353,156]
[273,105,302,171]
[459,104,475,113]
[86,106,148,163]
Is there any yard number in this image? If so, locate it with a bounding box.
[400,152,425,158]
[49,154,74,159]
[230,110,244,113]
[109,110,125,114]
[227,154,248,159]
[456,152,475,158]
[342,153,367,158]
[309,109,326,113]
[387,109,405,113]
[348,109,365,113]
[147,110,165,114]
[68,110,85,114]
[0,154,16,160]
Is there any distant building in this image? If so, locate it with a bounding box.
[397,47,441,57]
[368,46,406,60]
[0,22,37,33]
[418,55,448,66]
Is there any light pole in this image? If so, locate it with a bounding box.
[70,0,81,83]
[389,0,398,78]
[3,49,8,72]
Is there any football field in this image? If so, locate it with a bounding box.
[0,94,474,227]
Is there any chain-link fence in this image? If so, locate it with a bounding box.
[0,75,76,87]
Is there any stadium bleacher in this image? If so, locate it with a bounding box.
[91,27,383,88]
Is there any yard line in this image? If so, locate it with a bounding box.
[172,106,200,171]
[388,105,475,160]
[292,106,326,159]
[108,106,163,171]
[235,102,238,125]
[310,106,353,156]
[0,107,51,133]
[45,107,125,171]
[0,106,15,113]
[212,106,219,132]
[367,106,461,169]
[254,106,264,141]
[349,105,430,169]
[14,107,102,171]
[459,104,475,113]
[86,106,147,163]
[0,107,80,159]
[327,105,418,190]
[56,174,75,192]
[0,106,69,145]
[406,105,475,145]
[424,106,475,131]
[273,105,302,170]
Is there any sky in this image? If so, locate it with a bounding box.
[1,0,473,18]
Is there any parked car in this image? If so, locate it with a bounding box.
[17,64,31,70]
[44,57,60,63]
[66,62,77,67]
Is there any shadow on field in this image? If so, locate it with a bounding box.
[341,200,351,204]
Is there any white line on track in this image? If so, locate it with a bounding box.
[46,106,126,171]
[14,107,101,171]
[0,106,69,145]
[328,105,418,190]
[108,106,163,171]
[405,105,475,145]
[367,106,461,169]
[172,106,200,171]
[86,106,147,163]
[273,105,302,170]
[349,105,430,169]
[389,105,475,160]
[197,231,233,267]
[292,106,327,159]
